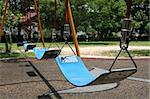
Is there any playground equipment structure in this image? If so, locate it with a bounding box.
[55,0,137,87]
[0,0,137,92]
[0,0,60,59]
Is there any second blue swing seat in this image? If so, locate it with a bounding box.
[23,43,36,51]
[56,56,137,87]
[34,47,60,59]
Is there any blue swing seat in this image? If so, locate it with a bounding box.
[34,47,60,59]
[56,56,108,86]
[23,43,28,50]
[56,56,137,87]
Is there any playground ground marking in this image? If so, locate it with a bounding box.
[127,77,150,83]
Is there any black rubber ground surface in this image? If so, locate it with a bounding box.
[0,58,149,99]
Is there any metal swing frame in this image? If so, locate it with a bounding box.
[55,0,137,87]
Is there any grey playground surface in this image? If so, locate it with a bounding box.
[0,58,149,99]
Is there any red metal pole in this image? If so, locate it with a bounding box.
[0,0,9,38]
[125,0,132,18]
[65,0,69,23]
[54,0,57,30]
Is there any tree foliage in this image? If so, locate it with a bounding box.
[0,0,149,39]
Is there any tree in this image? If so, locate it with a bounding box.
[1,0,149,42]
[88,0,126,39]
[38,0,64,38]
[145,22,150,34]
[0,0,22,53]
[131,0,149,37]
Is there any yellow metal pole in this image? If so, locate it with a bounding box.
[0,0,9,41]
[67,1,80,56]
[34,0,45,48]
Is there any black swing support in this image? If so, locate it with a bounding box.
[109,0,137,71]
[58,23,76,56]
[105,32,138,84]
[109,17,137,71]
[102,0,138,83]
[57,0,76,56]
[59,40,76,56]
[109,45,137,71]
[98,21,138,84]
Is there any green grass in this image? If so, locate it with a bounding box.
[78,41,150,46]
[102,50,150,57]
[0,47,3,50]
[0,41,149,49]
[0,41,149,58]
[129,41,150,46]
[0,52,35,58]
[1,50,149,58]
[0,52,24,58]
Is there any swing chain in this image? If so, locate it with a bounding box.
[109,45,137,71]
[109,17,137,71]
[58,40,76,56]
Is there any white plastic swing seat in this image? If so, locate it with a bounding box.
[55,56,137,87]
